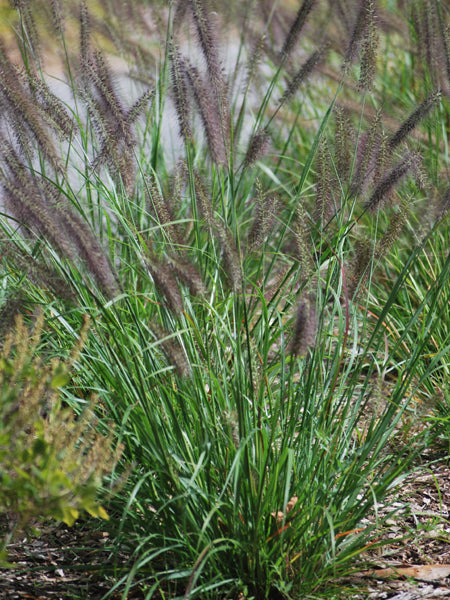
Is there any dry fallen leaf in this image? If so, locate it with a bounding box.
[271,496,299,524]
[364,564,450,582]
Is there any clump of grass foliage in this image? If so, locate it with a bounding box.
[0,0,449,598]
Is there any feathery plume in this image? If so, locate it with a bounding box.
[357,0,378,91]
[56,207,120,299]
[152,324,191,378]
[146,258,184,315]
[187,0,231,163]
[244,32,266,92]
[0,291,28,338]
[364,153,420,211]
[247,180,279,250]
[171,160,188,224]
[79,0,90,69]
[0,41,64,172]
[333,106,353,183]
[375,197,410,259]
[50,0,64,34]
[434,187,450,225]
[144,172,183,247]
[191,169,216,228]
[349,109,383,198]
[262,264,291,306]
[279,0,317,60]
[343,0,373,69]
[78,44,144,193]
[423,1,440,73]
[280,44,328,105]
[185,62,227,165]
[173,0,189,32]
[410,1,450,95]
[1,242,77,305]
[243,128,271,168]
[188,0,221,88]
[218,228,242,292]
[0,143,119,298]
[372,130,389,187]
[410,2,425,59]
[388,91,441,150]
[289,295,317,357]
[0,143,71,248]
[90,49,134,146]
[127,88,155,125]
[314,138,338,225]
[189,171,241,289]
[167,255,206,298]
[22,70,77,140]
[415,186,450,244]
[168,40,192,144]
[346,236,373,300]
[13,0,41,67]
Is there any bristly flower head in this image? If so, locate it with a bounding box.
[218,228,242,292]
[349,108,383,198]
[127,89,155,125]
[388,90,442,151]
[357,0,379,91]
[314,137,338,225]
[244,32,266,92]
[146,257,184,315]
[435,186,450,225]
[13,0,42,68]
[0,141,119,299]
[76,8,152,195]
[0,41,66,173]
[247,180,279,250]
[343,0,378,84]
[289,295,317,357]
[375,196,410,259]
[364,152,420,211]
[50,0,64,35]
[79,0,90,69]
[191,168,215,228]
[188,0,221,89]
[333,105,355,185]
[185,61,228,166]
[168,40,192,144]
[187,0,231,164]
[280,43,329,106]
[167,255,206,299]
[410,0,450,97]
[144,172,183,248]
[151,323,191,378]
[243,128,271,168]
[346,236,374,301]
[279,0,317,60]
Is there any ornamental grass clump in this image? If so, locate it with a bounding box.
[0,0,448,598]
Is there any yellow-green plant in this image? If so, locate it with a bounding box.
[0,310,123,563]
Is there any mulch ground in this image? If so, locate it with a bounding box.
[1,460,450,600]
[346,459,450,599]
[0,521,142,600]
